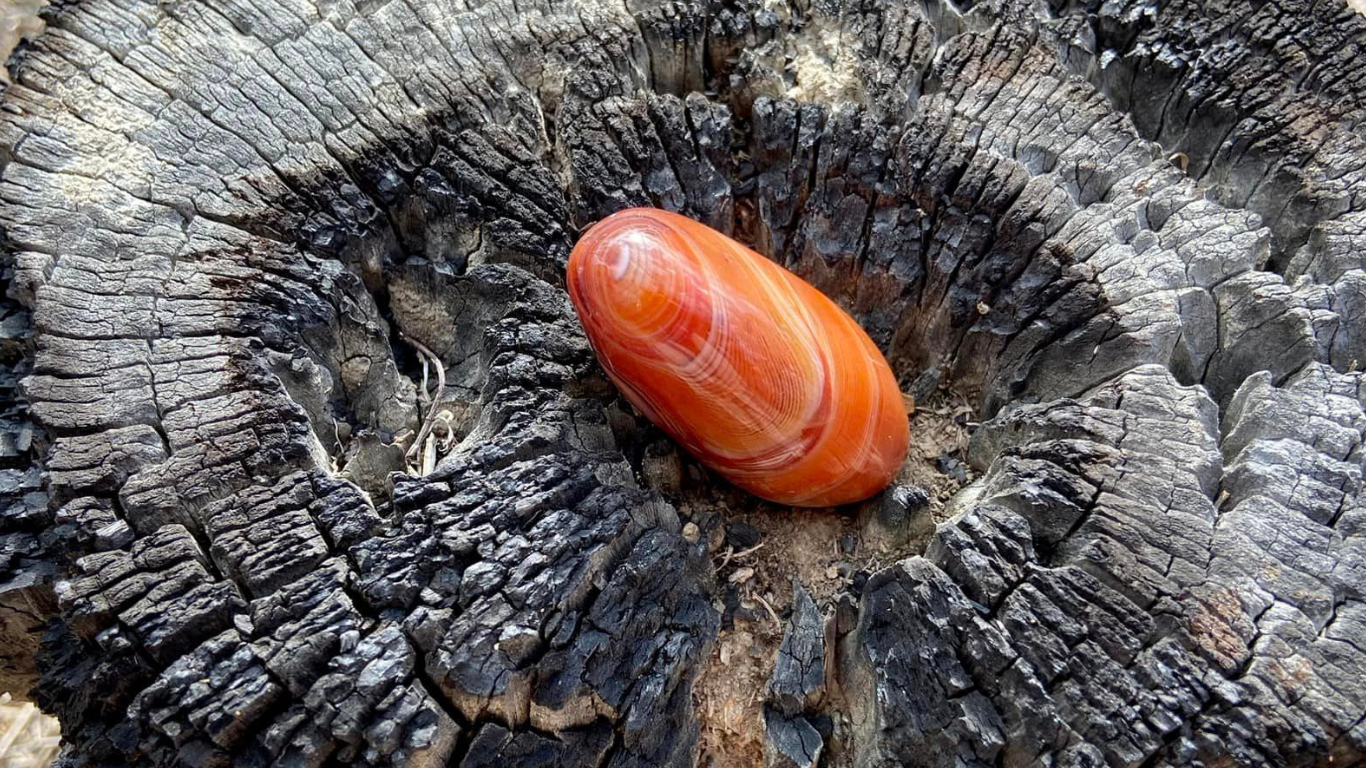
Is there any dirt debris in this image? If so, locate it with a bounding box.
[680,391,977,768]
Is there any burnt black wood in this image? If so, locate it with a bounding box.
[1,0,1364,764]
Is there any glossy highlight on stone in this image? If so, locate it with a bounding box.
[567,208,910,507]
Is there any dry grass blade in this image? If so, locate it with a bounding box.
[0,695,60,768]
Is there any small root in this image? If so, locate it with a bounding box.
[400,331,447,470]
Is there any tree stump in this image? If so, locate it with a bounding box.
[1,0,1365,765]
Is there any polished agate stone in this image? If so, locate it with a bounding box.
[567,208,910,507]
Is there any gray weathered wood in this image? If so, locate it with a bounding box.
[1,0,1364,764]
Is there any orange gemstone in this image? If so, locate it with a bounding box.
[567,209,910,507]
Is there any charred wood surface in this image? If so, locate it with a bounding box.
[0,0,1364,765]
